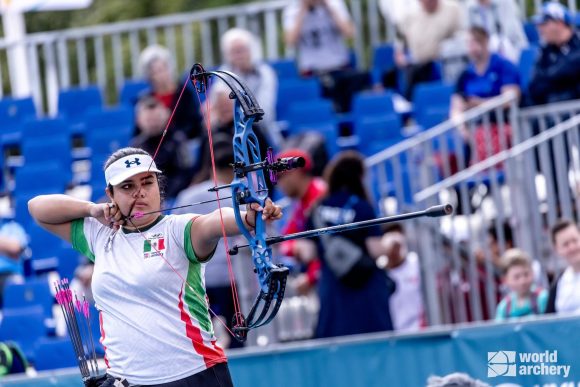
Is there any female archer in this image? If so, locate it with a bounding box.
[28,147,282,387]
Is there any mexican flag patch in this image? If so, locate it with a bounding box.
[143,233,166,259]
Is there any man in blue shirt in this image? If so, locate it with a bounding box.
[450,26,520,164]
[451,26,520,115]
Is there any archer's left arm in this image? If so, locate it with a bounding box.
[189,199,283,259]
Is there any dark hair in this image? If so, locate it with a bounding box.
[469,26,489,43]
[383,223,404,234]
[551,219,577,244]
[323,150,369,201]
[488,222,513,245]
[212,133,234,170]
[103,147,166,200]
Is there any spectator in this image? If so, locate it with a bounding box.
[303,151,394,338]
[378,0,418,28]
[546,219,580,315]
[69,262,95,304]
[463,0,528,63]
[283,0,369,112]
[450,27,520,163]
[283,0,354,75]
[130,92,195,200]
[0,220,28,307]
[172,134,242,349]
[495,248,548,321]
[276,148,326,295]
[427,372,490,387]
[528,2,580,105]
[218,28,279,145]
[396,0,462,99]
[380,223,424,331]
[196,83,272,184]
[138,44,203,139]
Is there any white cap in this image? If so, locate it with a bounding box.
[104,154,162,186]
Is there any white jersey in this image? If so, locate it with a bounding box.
[71,214,226,385]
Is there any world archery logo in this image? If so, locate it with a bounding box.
[125,158,141,168]
[488,351,517,377]
[143,233,166,259]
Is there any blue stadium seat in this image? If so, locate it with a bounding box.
[0,306,47,362]
[14,161,69,195]
[287,99,335,129]
[22,136,72,171]
[57,248,83,280]
[518,46,539,90]
[354,114,403,156]
[85,107,133,157]
[0,96,36,126]
[293,121,339,157]
[119,79,150,106]
[34,337,78,371]
[85,105,133,130]
[0,125,23,149]
[277,78,321,121]
[351,91,397,118]
[58,85,103,123]
[3,279,54,319]
[268,59,299,79]
[27,223,67,269]
[523,21,540,45]
[412,82,453,129]
[22,116,69,139]
[371,44,395,84]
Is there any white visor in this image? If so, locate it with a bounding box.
[104,154,162,186]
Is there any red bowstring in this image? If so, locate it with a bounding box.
[193,78,243,328]
[126,218,237,339]
[135,76,241,339]
[148,81,189,170]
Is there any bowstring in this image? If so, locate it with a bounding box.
[124,76,239,340]
[192,76,244,329]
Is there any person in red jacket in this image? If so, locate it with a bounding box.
[277,149,326,294]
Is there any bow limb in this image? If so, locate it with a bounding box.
[190,64,295,341]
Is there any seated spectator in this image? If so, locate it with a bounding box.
[528,2,580,105]
[130,92,195,200]
[0,219,28,307]
[69,262,94,304]
[378,0,418,28]
[463,0,528,63]
[138,44,203,139]
[380,223,424,331]
[395,0,462,99]
[546,219,580,315]
[276,149,326,295]
[301,151,395,338]
[283,0,369,112]
[495,248,548,321]
[196,83,272,184]
[283,0,354,75]
[450,27,520,163]
[218,28,279,145]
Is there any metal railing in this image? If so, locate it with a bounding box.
[0,0,561,114]
[414,112,580,325]
[0,0,396,113]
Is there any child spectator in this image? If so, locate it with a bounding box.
[495,249,548,321]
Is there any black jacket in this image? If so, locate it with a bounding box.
[528,31,580,106]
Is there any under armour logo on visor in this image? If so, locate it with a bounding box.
[125,158,141,168]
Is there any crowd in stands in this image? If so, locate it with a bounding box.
[1,0,580,375]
